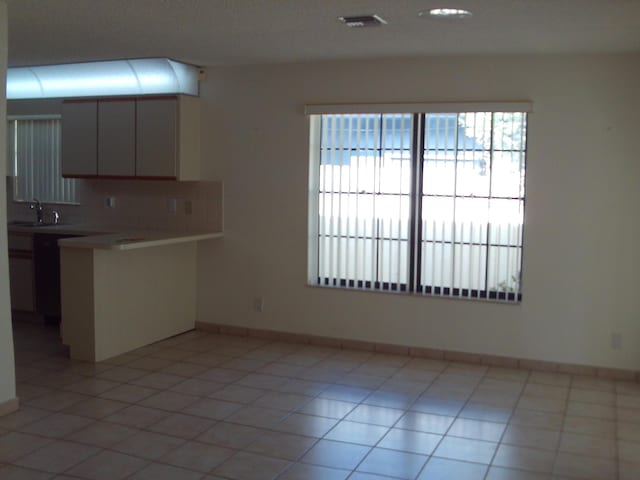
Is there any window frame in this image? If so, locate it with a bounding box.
[307,102,530,303]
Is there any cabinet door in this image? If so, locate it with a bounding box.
[9,255,35,312]
[136,97,177,178]
[98,100,135,176]
[62,101,98,176]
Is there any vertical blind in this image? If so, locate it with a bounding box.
[309,110,527,302]
[7,117,77,204]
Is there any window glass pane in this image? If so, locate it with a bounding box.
[12,118,77,204]
[491,151,525,198]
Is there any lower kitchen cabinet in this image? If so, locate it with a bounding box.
[9,254,35,312]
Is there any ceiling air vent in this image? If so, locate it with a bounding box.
[338,14,387,28]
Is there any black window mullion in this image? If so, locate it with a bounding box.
[409,113,424,293]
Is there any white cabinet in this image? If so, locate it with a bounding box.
[98,100,136,177]
[61,101,98,176]
[62,95,200,180]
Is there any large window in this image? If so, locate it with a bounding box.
[7,116,77,204]
[308,106,528,302]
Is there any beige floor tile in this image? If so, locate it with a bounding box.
[66,450,147,480]
[300,439,370,470]
[183,398,244,421]
[0,406,50,430]
[0,432,52,462]
[558,431,616,458]
[618,421,640,442]
[552,452,616,479]
[378,427,442,455]
[62,378,120,396]
[618,394,640,410]
[208,384,266,404]
[485,466,552,480]
[128,463,204,480]
[124,356,174,371]
[459,403,513,423]
[95,366,147,382]
[225,405,288,428]
[274,379,328,396]
[318,385,371,403]
[562,415,616,437]
[298,398,357,419]
[98,384,158,403]
[14,440,99,474]
[15,383,54,402]
[618,440,640,464]
[237,373,289,390]
[277,462,350,480]
[517,395,566,414]
[344,404,404,426]
[324,420,389,446]
[273,413,339,437]
[492,444,555,473]
[568,388,615,406]
[396,411,455,434]
[19,413,92,438]
[147,412,216,439]
[501,424,560,450]
[0,464,54,480]
[130,372,185,389]
[447,418,507,442]
[571,376,614,392]
[434,436,498,464]
[66,421,137,448]
[163,440,235,472]
[214,451,291,480]
[510,409,564,430]
[25,391,91,412]
[619,461,640,480]
[138,390,200,412]
[112,430,185,460]
[566,401,615,420]
[523,384,569,400]
[104,405,169,429]
[61,397,128,419]
[197,422,265,449]
[417,457,488,480]
[169,378,225,396]
[245,431,317,460]
[411,396,465,417]
[357,447,428,479]
[252,391,313,412]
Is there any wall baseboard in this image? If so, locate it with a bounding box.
[0,397,19,417]
[195,321,639,382]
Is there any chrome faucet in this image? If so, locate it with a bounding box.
[29,198,44,224]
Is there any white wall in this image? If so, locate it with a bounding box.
[0,0,17,407]
[197,54,640,371]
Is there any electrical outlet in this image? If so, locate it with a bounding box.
[168,198,177,213]
[611,333,622,350]
[104,197,116,208]
[254,297,264,313]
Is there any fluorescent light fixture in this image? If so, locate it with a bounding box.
[420,8,473,19]
[7,58,200,99]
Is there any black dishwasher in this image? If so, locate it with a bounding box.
[33,234,78,324]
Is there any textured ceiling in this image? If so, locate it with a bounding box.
[6,0,640,67]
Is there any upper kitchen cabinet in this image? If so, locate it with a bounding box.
[136,96,201,180]
[97,100,136,176]
[61,100,98,176]
[62,95,201,181]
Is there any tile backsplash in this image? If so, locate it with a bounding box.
[6,178,223,232]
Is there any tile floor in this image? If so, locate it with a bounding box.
[1,322,639,480]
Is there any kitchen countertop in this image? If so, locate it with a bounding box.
[58,230,223,250]
[8,222,223,250]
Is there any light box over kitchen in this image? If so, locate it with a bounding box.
[7,58,200,99]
